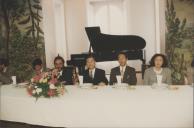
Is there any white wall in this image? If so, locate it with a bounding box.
[87,0,128,34]
[42,0,165,68]
[64,0,89,58]
[42,0,57,68]
[159,0,166,54]
[42,0,89,68]
[87,0,164,63]
[127,0,156,63]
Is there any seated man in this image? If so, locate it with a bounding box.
[52,55,73,85]
[0,58,12,85]
[110,52,137,85]
[83,55,108,85]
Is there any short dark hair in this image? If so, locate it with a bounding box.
[149,54,168,67]
[54,55,65,65]
[0,58,9,67]
[86,55,96,62]
[117,51,128,59]
[32,58,42,69]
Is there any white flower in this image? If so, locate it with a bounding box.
[36,88,42,94]
[32,90,36,94]
[35,86,38,89]
[49,84,56,89]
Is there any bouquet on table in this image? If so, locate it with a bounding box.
[27,72,65,100]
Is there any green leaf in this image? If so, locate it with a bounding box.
[33,0,40,4]
[25,26,33,30]
[33,4,42,10]
[33,14,41,22]
[26,28,32,36]
[18,16,31,25]
[35,23,44,34]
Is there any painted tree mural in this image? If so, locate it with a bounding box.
[165,0,194,84]
[0,0,45,82]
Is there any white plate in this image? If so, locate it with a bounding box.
[79,83,93,88]
[151,83,168,89]
[113,83,128,88]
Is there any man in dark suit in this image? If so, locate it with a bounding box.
[52,55,73,85]
[110,52,137,85]
[0,58,12,85]
[83,55,108,85]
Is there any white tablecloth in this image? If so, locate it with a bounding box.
[0,85,193,128]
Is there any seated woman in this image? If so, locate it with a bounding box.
[143,54,172,85]
[31,58,45,82]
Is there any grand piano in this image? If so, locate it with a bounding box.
[67,27,146,76]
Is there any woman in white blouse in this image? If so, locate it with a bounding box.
[143,54,172,85]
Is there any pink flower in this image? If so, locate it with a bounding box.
[47,89,55,96]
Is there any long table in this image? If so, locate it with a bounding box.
[0,85,193,128]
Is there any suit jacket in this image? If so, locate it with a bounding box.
[83,68,108,85]
[0,67,12,85]
[110,66,137,85]
[143,67,172,85]
[58,67,73,85]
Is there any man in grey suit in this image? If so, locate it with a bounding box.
[0,58,12,85]
[110,52,137,85]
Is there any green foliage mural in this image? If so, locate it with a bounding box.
[165,0,194,84]
[0,0,45,82]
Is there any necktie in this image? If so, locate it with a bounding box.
[121,67,124,82]
[89,70,93,79]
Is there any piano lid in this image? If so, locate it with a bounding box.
[85,27,146,52]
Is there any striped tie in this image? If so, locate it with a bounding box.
[89,70,93,79]
[121,67,124,82]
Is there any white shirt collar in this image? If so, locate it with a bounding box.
[89,68,96,77]
[59,70,63,76]
[153,67,163,74]
[120,65,126,72]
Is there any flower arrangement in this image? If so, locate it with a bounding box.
[27,72,65,100]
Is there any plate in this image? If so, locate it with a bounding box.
[112,83,128,89]
[168,85,179,90]
[151,83,168,89]
[79,83,93,89]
